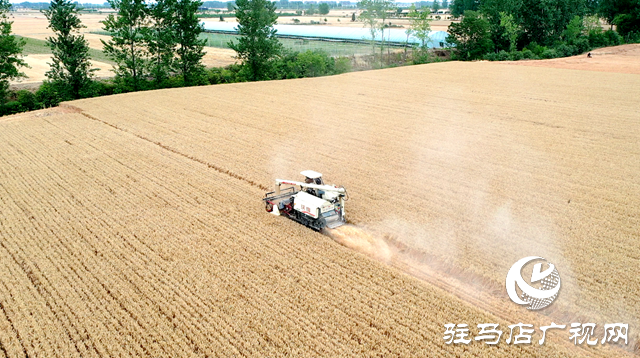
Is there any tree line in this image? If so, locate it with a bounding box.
[356,0,437,67]
[0,0,354,116]
[446,0,640,60]
[1,0,207,114]
[3,0,638,116]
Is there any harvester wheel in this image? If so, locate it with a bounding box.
[265,202,273,212]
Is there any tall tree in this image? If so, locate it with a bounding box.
[358,0,380,58]
[406,5,432,49]
[599,0,639,33]
[598,0,630,27]
[228,0,282,81]
[450,0,479,17]
[318,3,330,15]
[174,0,207,85]
[517,0,586,46]
[376,0,394,61]
[43,0,96,99]
[306,3,316,15]
[0,0,27,108]
[102,0,150,91]
[446,10,493,60]
[358,0,393,65]
[613,1,640,37]
[147,0,176,86]
[499,11,520,52]
[479,0,521,51]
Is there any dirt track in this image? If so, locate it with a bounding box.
[505,44,640,75]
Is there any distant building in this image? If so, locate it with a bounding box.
[387,9,412,17]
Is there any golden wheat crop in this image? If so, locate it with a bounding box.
[0,59,637,357]
[72,61,640,327]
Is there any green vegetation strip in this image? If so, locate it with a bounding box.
[16,36,115,65]
[200,32,375,56]
[89,30,375,57]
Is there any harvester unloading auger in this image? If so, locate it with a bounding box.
[263,170,348,231]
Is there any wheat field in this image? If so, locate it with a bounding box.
[0,60,638,356]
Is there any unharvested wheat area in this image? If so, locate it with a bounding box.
[0,59,638,357]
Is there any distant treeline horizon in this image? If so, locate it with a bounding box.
[11,0,440,10]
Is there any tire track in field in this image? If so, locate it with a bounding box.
[68,105,270,192]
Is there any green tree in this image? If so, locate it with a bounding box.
[174,0,207,85]
[562,15,584,44]
[358,0,393,64]
[499,11,519,52]
[598,0,633,29]
[605,0,640,36]
[446,10,493,60]
[318,3,329,15]
[147,0,176,87]
[584,0,599,15]
[295,50,329,77]
[614,6,640,37]
[306,3,316,15]
[43,0,96,99]
[450,0,479,17]
[517,0,586,46]
[358,0,380,57]
[406,5,432,49]
[102,0,150,91]
[432,0,440,13]
[376,0,394,61]
[227,1,235,11]
[442,0,448,9]
[228,0,282,81]
[0,0,27,108]
[479,0,521,51]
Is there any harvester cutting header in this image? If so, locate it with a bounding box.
[263,170,348,231]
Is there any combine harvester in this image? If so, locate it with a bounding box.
[263,170,348,231]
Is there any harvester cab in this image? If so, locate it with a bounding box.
[301,170,325,197]
[263,170,347,231]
